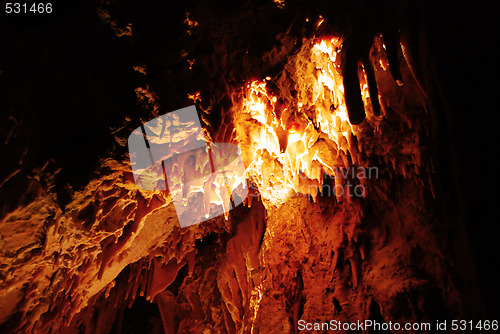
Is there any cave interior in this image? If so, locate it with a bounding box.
[0,0,499,333]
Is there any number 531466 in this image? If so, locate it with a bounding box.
[5,3,53,14]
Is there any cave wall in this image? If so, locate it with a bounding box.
[1,0,498,333]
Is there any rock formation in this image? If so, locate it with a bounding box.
[1,0,498,333]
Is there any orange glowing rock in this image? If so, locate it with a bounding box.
[288,122,301,132]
